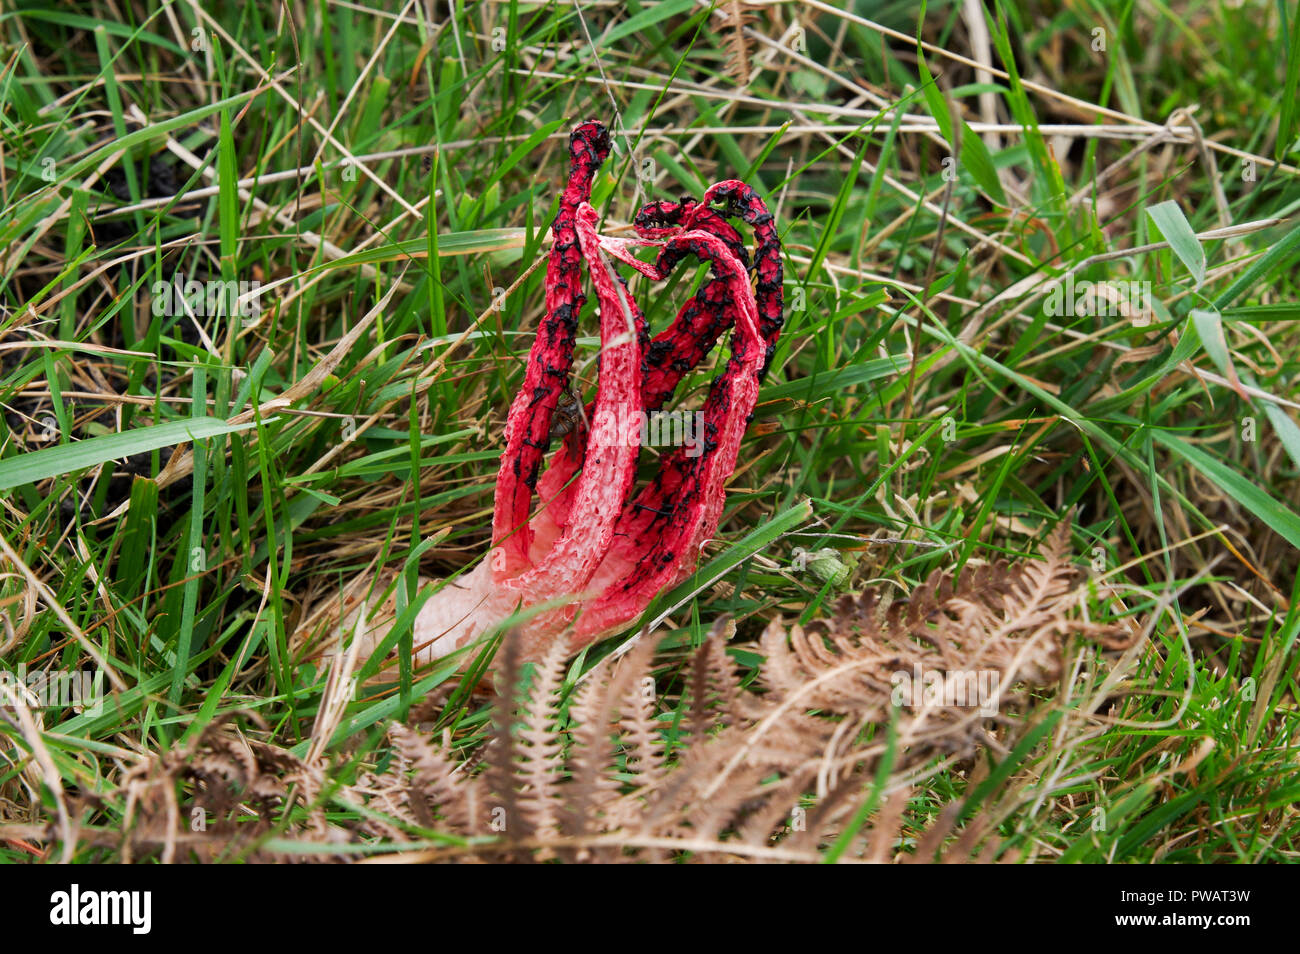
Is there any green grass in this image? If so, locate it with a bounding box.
[1,0,1298,862]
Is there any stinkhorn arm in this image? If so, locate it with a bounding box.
[492,121,611,577]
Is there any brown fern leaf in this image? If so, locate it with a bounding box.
[687,618,743,737]
[388,723,478,835]
[563,635,660,844]
[101,524,1128,864]
[612,657,668,801]
[511,639,570,846]
[118,712,336,863]
[482,634,528,850]
[718,0,759,85]
[368,523,1120,861]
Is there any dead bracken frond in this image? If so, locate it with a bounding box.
[102,521,1129,863]
[117,712,332,863]
[718,1,759,85]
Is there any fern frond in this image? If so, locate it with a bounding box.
[564,635,660,841]
[718,0,758,85]
[112,523,1133,864]
[484,634,529,849]
[389,723,477,835]
[512,639,570,843]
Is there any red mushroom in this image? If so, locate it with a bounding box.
[358,121,782,664]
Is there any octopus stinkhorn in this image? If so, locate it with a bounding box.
[349,120,783,664]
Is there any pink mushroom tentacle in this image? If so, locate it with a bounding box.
[629,194,780,421]
[575,228,766,640]
[600,205,751,413]
[504,203,644,612]
[492,121,611,578]
[522,222,656,578]
[395,120,783,664]
[686,180,785,378]
[584,187,784,613]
